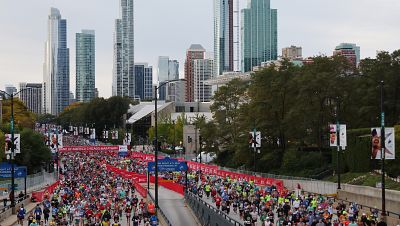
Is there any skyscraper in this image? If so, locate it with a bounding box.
[43,8,70,115]
[184,44,205,102]
[214,0,234,76]
[76,30,95,103]
[134,63,153,101]
[241,0,277,72]
[19,83,42,115]
[333,43,360,67]
[193,59,214,102]
[157,56,179,100]
[4,85,17,98]
[112,0,135,98]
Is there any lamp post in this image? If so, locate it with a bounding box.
[380,81,386,218]
[154,79,186,211]
[336,97,341,190]
[0,87,32,207]
[172,120,176,155]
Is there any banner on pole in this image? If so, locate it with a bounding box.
[329,124,347,148]
[123,133,131,145]
[371,127,395,160]
[5,134,20,154]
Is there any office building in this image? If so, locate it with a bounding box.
[43,8,70,115]
[184,44,206,102]
[94,88,99,99]
[4,85,17,98]
[76,30,95,103]
[157,56,179,100]
[69,92,75,105]
[19,83,42,115]
[193,59,214,102]
[214,0,234,76]
[166,81,186,103]
[333,43,360,67]
[282,46,302,60]
[112,0,135,98]
[134,63,153,101]
[241,0,277,72]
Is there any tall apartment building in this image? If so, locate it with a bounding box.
[166,81,186,103]
[184,44,205,102]
[194,59,214,102]
[76,30,95,103]
[333,43,360,67]
[282,46,302,60]
[43,8,70,115]
[19,83,42,115]
[112,0,135,98]
[157,56,179,100]
[214,0,234,76]
[241,0,277,72]
[134,63,153,101]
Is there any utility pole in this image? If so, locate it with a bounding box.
[336,97,341,190]
[380,81,386,218]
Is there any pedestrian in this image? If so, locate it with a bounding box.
[17,204,26,225]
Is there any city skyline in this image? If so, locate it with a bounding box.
[1,0,399,98]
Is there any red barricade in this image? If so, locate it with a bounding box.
[159,181,184,195]
[134,182,147,198]
[31,180,60,202]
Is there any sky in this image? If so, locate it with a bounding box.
[0,0,399,98]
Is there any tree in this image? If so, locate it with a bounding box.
[1,99,36,129]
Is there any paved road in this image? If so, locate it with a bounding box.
[150,185,199,226]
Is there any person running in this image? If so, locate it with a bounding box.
[34,203,42,222]
[17,204,26,225]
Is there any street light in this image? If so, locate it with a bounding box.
[380,81,386,219]
[0,87,32,207]
[154,79,186,211]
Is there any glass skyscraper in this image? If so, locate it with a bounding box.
[43,8,70,115]
[134,63,153,101]
[157,56,179,100]
[241,0,277,72]
[76,30,95,103]
[112,0,135,98]
[214,0,234,77]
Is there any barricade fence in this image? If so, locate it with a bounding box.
[0,171,56,197]
[185,191,243,226]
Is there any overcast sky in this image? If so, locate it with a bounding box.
[0,0,399,98]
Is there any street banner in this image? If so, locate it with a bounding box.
[5,134,20,154]
[103,130,109,139]
[59,146,120,152]
[112,131,119,140]
[123,133,131,145]
[69,126,73,132]
[79,126,84,134]
[90,129,96,140]
[329,124,347,148]
[371,127,395,160]
[85,127,90,135]
[249,131,261,148]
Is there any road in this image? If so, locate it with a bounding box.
[149,185,200,226]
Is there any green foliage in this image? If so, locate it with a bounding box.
[148,114,186,146]
[1,99,36,129]
[205,50,400,177]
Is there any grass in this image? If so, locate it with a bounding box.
[324,172,400,191]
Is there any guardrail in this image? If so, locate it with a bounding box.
[0,171,56,197]
[147,191,173,226]
[185,191,243,226]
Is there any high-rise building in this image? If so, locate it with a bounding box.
[166,81,186,103]
[4,85,17,98]
[76,30,95,103]
[19,83,42,115]
[241,0,277,72]
[69,92,76,105]
[112,0,135,98]
[193,59,214,102]
[214,0,234,77]
[94,88,99,99]
[134,63,153,101]
[43,8,70,115]
[184,44,205,102]
[333,43,360,67]
[282,46,302,60]
[157,56,179,100]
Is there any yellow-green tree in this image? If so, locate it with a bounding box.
[1,98,35,129]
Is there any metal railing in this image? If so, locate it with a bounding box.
[0,171,56,197]
[147,191,173,226]
[185,191,244,226]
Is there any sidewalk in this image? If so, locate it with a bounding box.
[1,202,37,226]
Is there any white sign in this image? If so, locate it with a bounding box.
[249,131,261,148]
[90,129,96,140]
[371,127,395,160]
[5,134,21,154]
[123,133,132,145]
[118,145,128,152]
[112,131,119,140]
[329,124,347,148]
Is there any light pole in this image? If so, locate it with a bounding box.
[0,88,32,207]
[154,79,186,211]
[172,120,176,155]
[380,80,386,218]
[336,97,341,190]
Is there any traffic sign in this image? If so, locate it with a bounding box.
[0,162,27,178]
[148,157,188,172]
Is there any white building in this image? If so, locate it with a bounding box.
[193,59,214,102]
[282,46,302,60]
[112,0,135,98]
[19,83,42,115]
